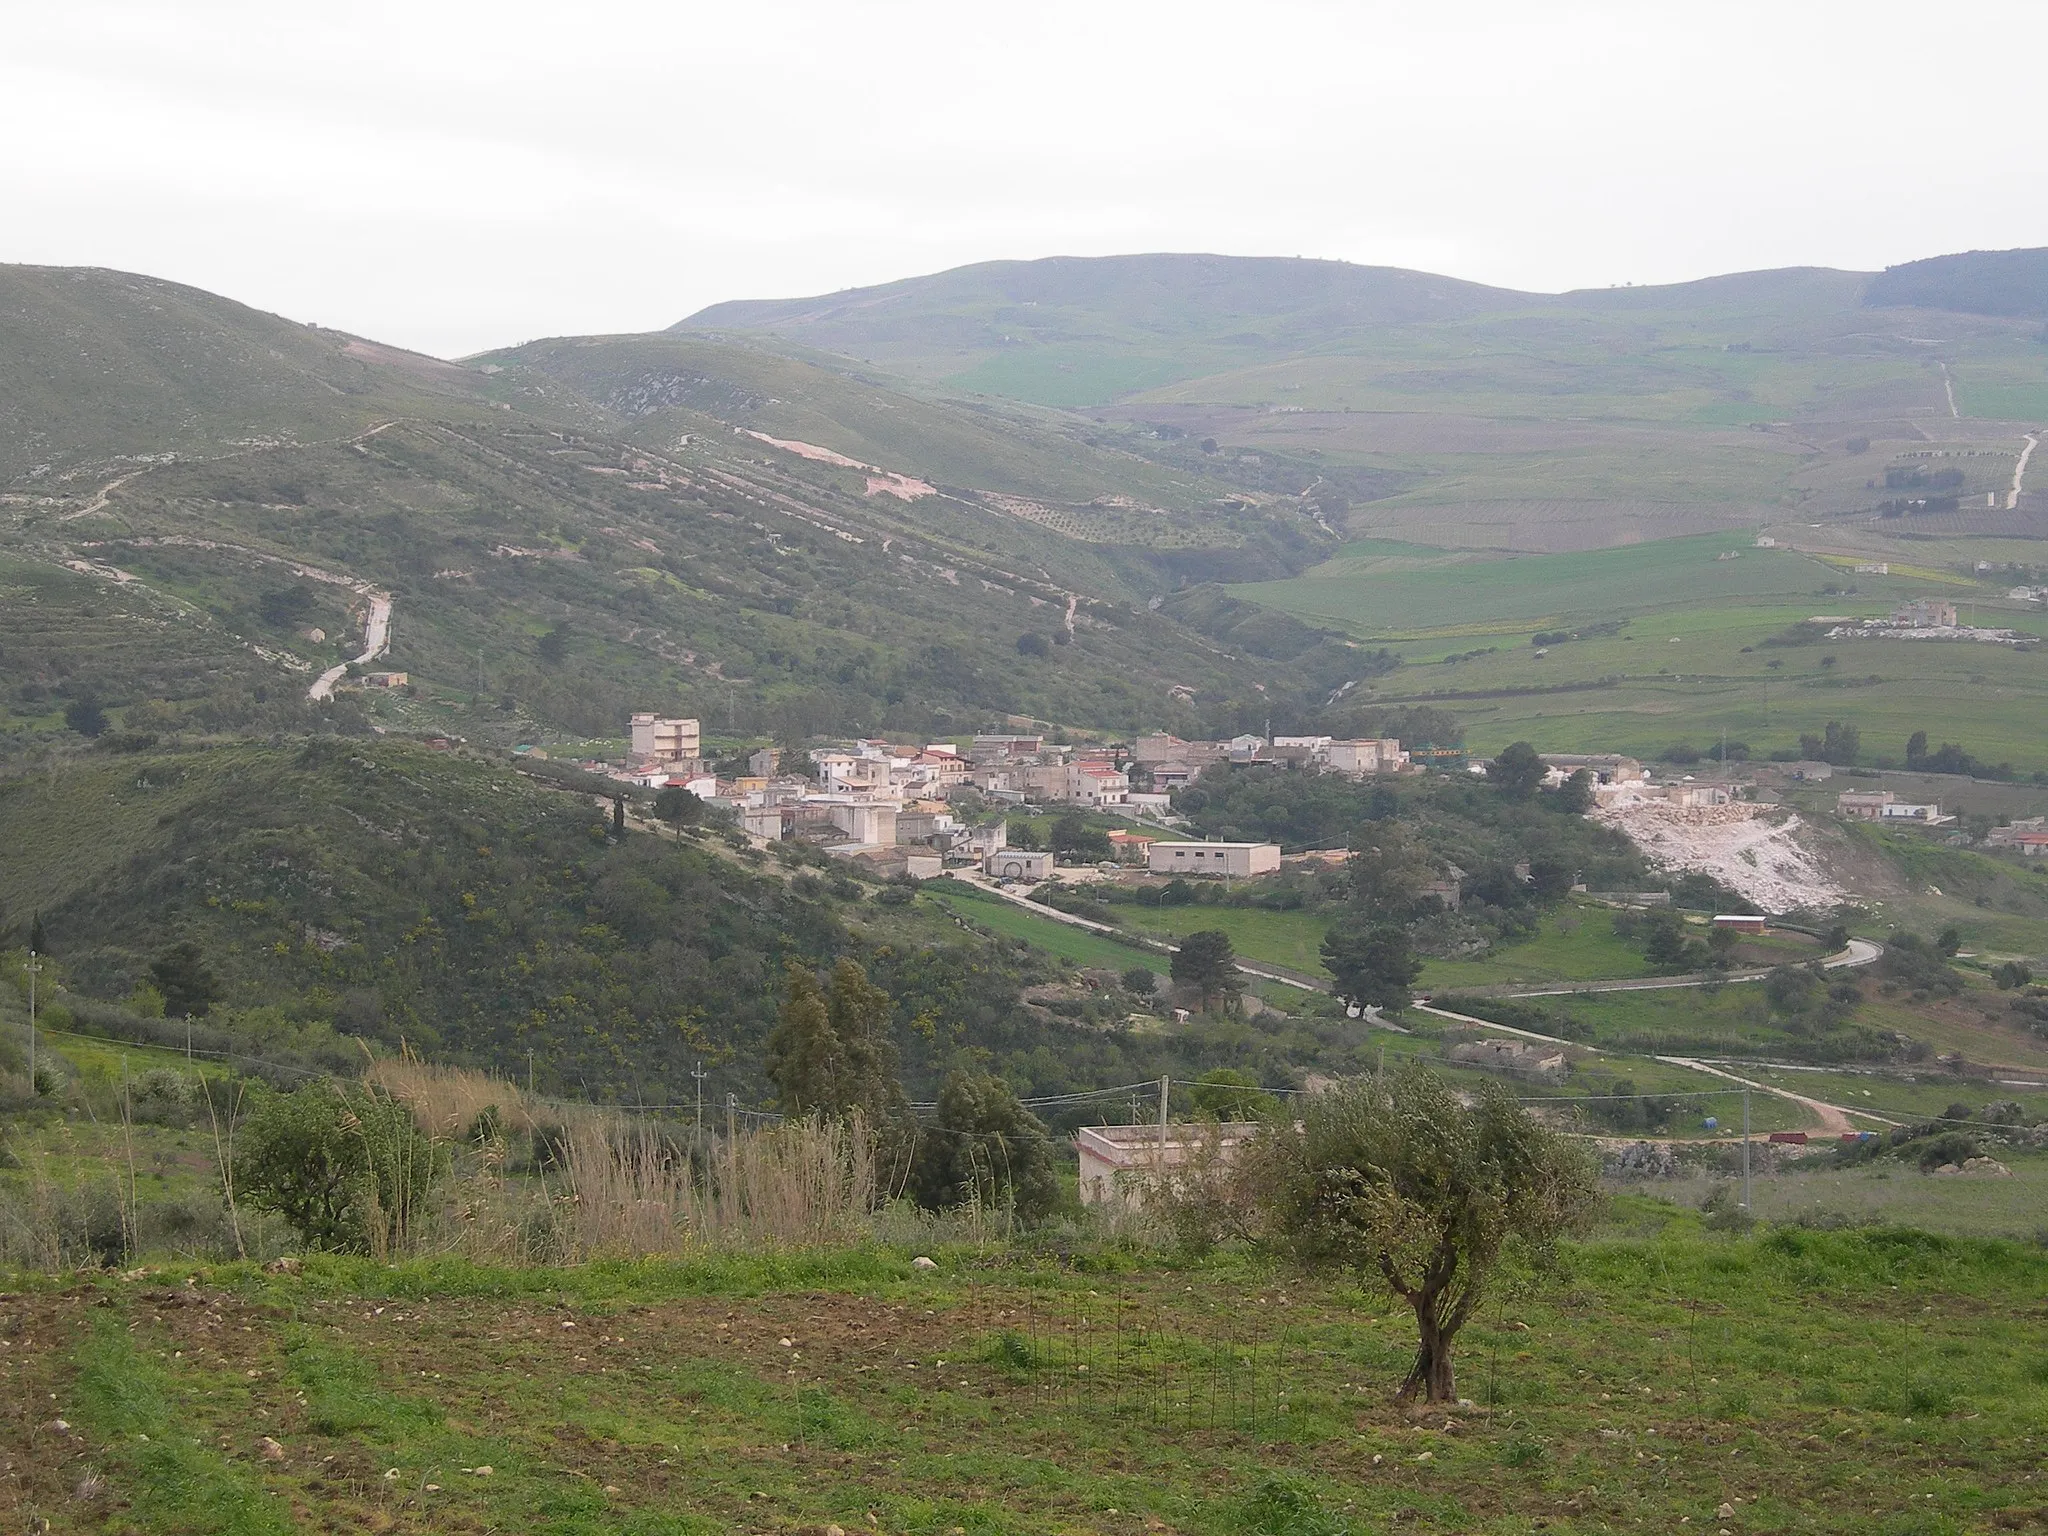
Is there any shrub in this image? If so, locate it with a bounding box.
[1913,1130,1981,1172]
[232,1085,445,1254]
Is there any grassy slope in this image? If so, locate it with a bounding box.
[8,1226,2048,1534]
[10,415,1291,744]
[0,739,857,1098]
[0,263,506,487]
[475,332,1217,512]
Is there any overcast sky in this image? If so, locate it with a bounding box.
[5,0,2042,358]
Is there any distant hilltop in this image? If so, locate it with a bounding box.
[678,246,2048,340]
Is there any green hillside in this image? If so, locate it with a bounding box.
[678,253,1536,400]
[0,264,508,487]
[476,331,1213,511]
[1864,246,2048,316]
[673,252,2048,555]
[7,412,1339,745]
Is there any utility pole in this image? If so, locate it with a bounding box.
[527,1049,534,1097]
[726,1091,737,1146]
[691,1059,708,1137]
[24,949,42,1092]
[1157,1075,1169,1171]
[1741,1088,1752,1210]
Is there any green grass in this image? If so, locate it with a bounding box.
[1418,905,1665,990]
[925,885,1161,970]
[1229,536,2048,767]
[1233,531,1824,635]
[1674,1156,2048,1238]
[68,1317,296,1534]
[1116,904,1335,978]
[13,1226,2048,1533]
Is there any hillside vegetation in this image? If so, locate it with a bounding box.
[0,264,505,485]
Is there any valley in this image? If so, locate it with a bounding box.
[5,246,2048,1536]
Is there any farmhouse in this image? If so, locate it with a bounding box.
[1074,1122,1259,1208]
[1836,790,1894,820]
[1896,599,1958,627]
[1881,801,1950,825]
[1326,738,1408,776]
[1447,1038,1567,1083]
[1146,841,1282,878]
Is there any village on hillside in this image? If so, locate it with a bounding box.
[523,710,2037,918]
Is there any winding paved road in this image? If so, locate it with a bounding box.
[308,590,394,700]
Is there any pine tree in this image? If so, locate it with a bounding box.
[764,964,843,1115]
[1171,930,1242,1012]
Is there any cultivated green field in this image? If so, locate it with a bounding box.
[7,1219,2048,1535]
[1231,531,2048,767]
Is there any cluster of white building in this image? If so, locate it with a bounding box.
[1836,789,1953,826]
[1816,599,2027,646]
[1129,731,1409,790]
[592,717,1324,884]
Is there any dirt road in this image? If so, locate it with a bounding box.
[1653,1056,1901,1134]
[2011,433,2038,510]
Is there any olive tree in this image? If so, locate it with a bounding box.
[1255,1066,1597,1402]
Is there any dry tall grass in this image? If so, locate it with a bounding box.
[539,1113,879,1260]
[367,1058,544,1141]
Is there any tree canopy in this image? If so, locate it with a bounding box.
[1255,1067,1597,1401]
[764,958,908,1127]
[652,784,704,827]
[911,1069,1059,1223]
[1486,741,1546,802]
[149,941,221,1019]
[1320,921,1423,1014]
[233,1086,444,1254]
[1170,929,1242,1011]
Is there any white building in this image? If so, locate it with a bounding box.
[1025,761,1131,807]
[1326,738,1406,776]
[1074,1123,1260,1208]
[629,713,700,765]
[1540,753,1645,785]
[986,849,1055,881]
[1880,801,1949,824]
[1147,841,1282,878]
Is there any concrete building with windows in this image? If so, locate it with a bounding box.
[629,713,701,765]
[1146,841,1281,878]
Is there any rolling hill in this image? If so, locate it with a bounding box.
[0,263,506,487]
[1864,247,2048,318]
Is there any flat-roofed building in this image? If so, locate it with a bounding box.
[629,713,700,765]
[986,849,1055,881]
[1074,1123,1260,1208]
[1146,841,1281,878]
[1326,738,1405,776]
